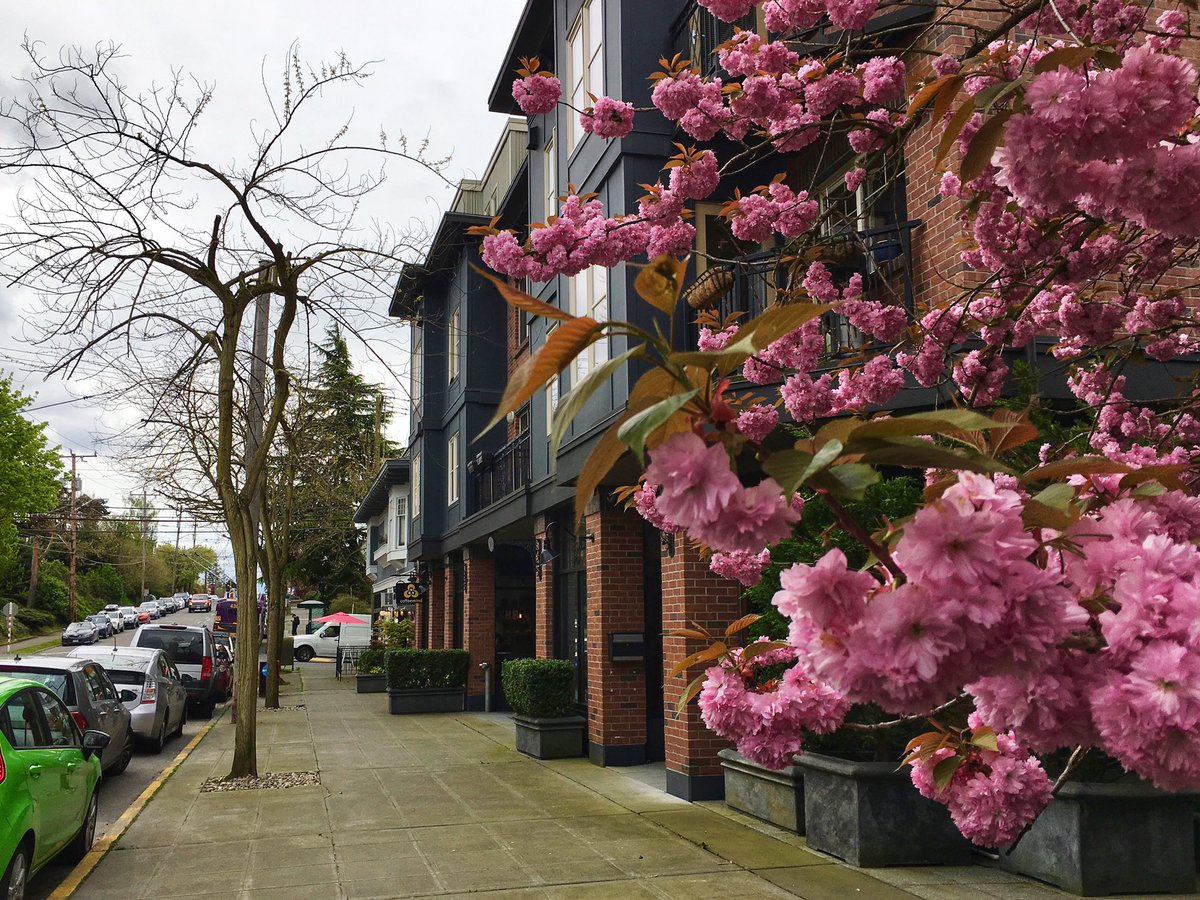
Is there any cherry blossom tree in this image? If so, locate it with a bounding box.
[481,0,1200,848]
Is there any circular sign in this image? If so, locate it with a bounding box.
[402,583,421,602]
[487,536,496,552]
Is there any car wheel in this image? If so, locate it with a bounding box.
[64,790,98,864]
[195,699,215,719]
[148,716,167,754]
[1,839,29,900]
[294,646,314,663]
[108,732,133,775]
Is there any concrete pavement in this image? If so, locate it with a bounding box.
[69,664,1169,900]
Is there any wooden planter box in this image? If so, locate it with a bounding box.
[1000,781,1197,896]
[795,752,971,867]
[513,714,586,759]
[719,749,805,834]
[386,686,465,714]
[356,674,387,694]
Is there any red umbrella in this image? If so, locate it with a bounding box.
[313,611,369,625]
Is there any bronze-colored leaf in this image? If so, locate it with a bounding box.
[908,73,964,119]
[1021,457,1131,484]
[635,254,689,314]
[1033,45,1101,74]
[723,613,761,638]
[960,108,1013,183]
[675,671,708,717]
[667,641,728,679]
[935,96,977,168]
[473,264,575,321]
[575,415,631,523]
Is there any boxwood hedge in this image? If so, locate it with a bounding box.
[501,658,576,719]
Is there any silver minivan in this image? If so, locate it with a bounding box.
[68,647,187,751]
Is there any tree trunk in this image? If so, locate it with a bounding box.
[265,568,284,707]
[229,511,260,777]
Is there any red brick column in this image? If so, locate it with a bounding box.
[427,562,445,649]
[534,516,555,658]
[463,546,495,710]
[661,541,744,800]
[585,502,647,766]
[443,560,456,649]
[414,600,427,649]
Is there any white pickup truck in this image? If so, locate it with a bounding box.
[292,622,371,662]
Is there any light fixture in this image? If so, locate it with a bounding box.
[661,532,676,558]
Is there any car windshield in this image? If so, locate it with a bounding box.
[0,668,75,704]
[66,622,90,631]
[136,629,203,665]
[139,602,155,609]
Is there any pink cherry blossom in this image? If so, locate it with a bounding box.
[512,73,562,116]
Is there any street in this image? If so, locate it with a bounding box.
[25,607,231,900]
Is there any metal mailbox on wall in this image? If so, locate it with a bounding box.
[609,632,645,662]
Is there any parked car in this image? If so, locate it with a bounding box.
[129,624,221,717]
[67,647,187,752]
[0,675,108,898]
[84,615,113,639]
[61,621,97,646]
[138,600,161,620]
[187,594,213,613]
[211,630,236,663]
[118,606,140,628]
[0,657,134,776]
[102,606,125,634]
[292,621,371,663]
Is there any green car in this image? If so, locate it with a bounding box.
[0,675,108,899]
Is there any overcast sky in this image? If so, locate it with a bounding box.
[0,1,525,569]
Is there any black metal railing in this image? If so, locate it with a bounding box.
[472,431,531,512]
[670,0,757,77]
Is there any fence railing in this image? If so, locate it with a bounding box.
[471,430,531,513]
[669,0,757,77]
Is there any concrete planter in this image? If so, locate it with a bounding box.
[719,749,805,834]
[386,687,465,714]
[513,714,586,759]
[356,674,387,694]
[795,752,972,867]
[1000,781,1197,896]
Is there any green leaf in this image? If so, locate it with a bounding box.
[933,755,964,793]
[1021,456,1131,483]
[969,726,1000,752]
[847,436,1012,474]
[960,108,1014,183]
[550,348,641,456]
[762,449,815,496]
[808,463,881,501]
[1033,45,1101,74]
[670,303,831,375]
[617,389,699,464]
[1031,482,1075,512]
[675,671,708,718]
[797,439,843,485]
[935,96,977,168]
[1022,498,1074,531]
[847,410,1011,442]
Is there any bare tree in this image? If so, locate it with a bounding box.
[0,41,435,777]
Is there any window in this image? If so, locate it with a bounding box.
[543,131,557,222]
[546,375,560,437]
[411,453,422,517]
[447,432,460,505]
[37,690,79,747]
[0,690,47,748]
[570,266,609,380]
[447,308,461,382]
[411,327,423,418]
[395,496,408,546]
[567,0,604,152]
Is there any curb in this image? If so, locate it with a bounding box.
[47,708,227,900]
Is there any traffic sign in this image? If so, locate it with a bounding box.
[1,603,18,618]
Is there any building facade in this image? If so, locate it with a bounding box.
[352,458,413,617]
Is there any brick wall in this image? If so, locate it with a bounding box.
[463,547,496,705]
[443,559,456,649]
[584,503,647,764]
[661,540,744,800]
[427,562,445,650]
[534,516,555,658]
[414,599,426,650]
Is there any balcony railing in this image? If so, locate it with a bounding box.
[670,0,757,77]
[471,431,531,513]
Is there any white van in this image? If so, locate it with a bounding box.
[292,622,371,662]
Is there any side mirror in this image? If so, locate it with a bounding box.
[118,690,138,703]
[81,729,110,760]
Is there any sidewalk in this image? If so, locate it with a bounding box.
[71,665,1142,900]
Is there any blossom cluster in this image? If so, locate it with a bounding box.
[698,640,849,769]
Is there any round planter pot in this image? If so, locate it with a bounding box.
[794,751,971,867]
[1000,780,1197,896]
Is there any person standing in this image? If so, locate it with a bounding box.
[291,613,300,636]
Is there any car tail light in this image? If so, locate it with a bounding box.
[70,710,88,730]
[141,673,157,704]
[201,656,213,681]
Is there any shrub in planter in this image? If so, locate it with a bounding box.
[355,648,387,694]
[501,658,585,759]
[385,649,469,713]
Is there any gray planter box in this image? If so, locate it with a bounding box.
[387,686,465,714]
[1000,781,1197,896]
[356,674,387,694]
[795,752,972,867]
[720,749,805,834]
[513,714,586,759]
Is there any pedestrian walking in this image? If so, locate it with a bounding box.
[291,613,300,636]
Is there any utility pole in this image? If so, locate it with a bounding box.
[171,510,182,594]
[140,490,149,600]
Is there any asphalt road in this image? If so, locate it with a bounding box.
[26,606,231,900]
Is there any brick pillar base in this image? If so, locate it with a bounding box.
[414,600,426,649]
[661,541,744,800]
[463,547,495,710]
[585,501,647,766]
[534,516,554,659]
[427,562,445,649]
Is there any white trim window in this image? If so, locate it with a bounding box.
[567,0,604,152]
[447,432,460,506]
[543,130,557,222]
[447,307,461,382]
[570,266,609,381]
[411,453,422,518]
[395,496,408,547]
[411,328,423,418]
